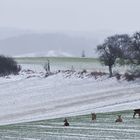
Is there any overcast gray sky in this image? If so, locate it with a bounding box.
[0,0,140,33]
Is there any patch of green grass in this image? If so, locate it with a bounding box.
[0,110,140,140]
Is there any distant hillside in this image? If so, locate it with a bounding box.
[0,27,31,40]
[0,33,99,57]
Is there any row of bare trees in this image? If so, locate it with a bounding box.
[97,32,140,77]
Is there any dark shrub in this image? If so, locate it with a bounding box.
[115,73,121,80]
[90,71,106,77]
[124,72,135,81]
[132,69,140,78]
[90,71,106,79]
[81,69,87,74]
[0,55,21,76]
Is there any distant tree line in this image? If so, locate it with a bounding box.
[0,55,21,76]
[97,32,140,77]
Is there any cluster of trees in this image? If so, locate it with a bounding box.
[97,32,140,77]
[0,55,21,76]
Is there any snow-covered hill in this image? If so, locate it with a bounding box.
[0,64,140,125]
[0,33,98,57]
[15,50,73,57]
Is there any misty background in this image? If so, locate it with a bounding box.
[0,0,140,57]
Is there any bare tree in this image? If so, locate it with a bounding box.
[81,50,86,58]
[97,35,130,77]
[44,59,51,77]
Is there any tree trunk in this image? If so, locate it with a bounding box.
[109,65,112,77]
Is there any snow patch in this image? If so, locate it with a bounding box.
[15,50,73,57]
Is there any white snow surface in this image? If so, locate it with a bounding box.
[0,65,140,125]
[15,50,74,57]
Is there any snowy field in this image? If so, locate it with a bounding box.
[0,57,140,139]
